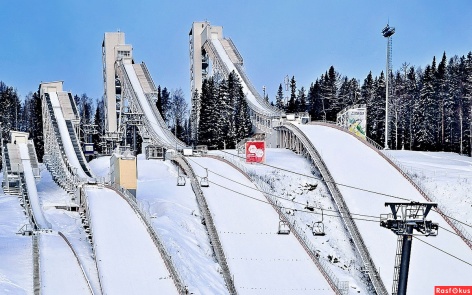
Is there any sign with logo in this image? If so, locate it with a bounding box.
[245,141,265,163]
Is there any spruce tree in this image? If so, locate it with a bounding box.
[275,84,284,110]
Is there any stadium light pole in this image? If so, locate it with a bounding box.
[382,23,395,149]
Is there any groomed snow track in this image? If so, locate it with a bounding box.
[279,122,472,294]
[82,186,182,294]
[183,155,338,294]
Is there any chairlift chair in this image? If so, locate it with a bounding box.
[177,167,186,186]
[200,168,209,187]
[312,207,326,236]
[277,220,291,235]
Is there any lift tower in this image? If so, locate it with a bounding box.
[382,24,395,149]
[380,201,439,295]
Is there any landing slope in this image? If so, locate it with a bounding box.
[298,123,472,293]
[86,187,178,295]
[188,157,333,294]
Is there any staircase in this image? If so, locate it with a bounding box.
[132,63,154,94]
[391,235,403,295]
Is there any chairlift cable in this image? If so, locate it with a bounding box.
[218,151,472,229]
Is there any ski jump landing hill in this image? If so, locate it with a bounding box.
[277,122,472,294]
[39,81,184,294]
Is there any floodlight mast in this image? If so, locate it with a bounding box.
[382,24,395,149]
[380,201,438,295]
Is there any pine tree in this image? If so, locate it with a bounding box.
[414,65,437,150]
[297,87,307,113]
[287,76,297,113]
[275,84,285,110]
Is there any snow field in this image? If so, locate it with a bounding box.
[136,155,229,294]
[387,150,472,238]
[298,123,472,294]
[188,156,334,294]
[0,186,33,295]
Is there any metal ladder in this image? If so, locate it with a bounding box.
[391,235,403,295]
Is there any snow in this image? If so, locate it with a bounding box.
[211,38,274,115]
[386,150,472,238]
[297,123,472,294]
[123,64,183,148]
[48,92,89,179]
[0,183,33,295]
[18,143,50,229]
[39,233,91,294]
[187,156,334,294]
[2,123,472,294]
[85,186,178,295]
[136,155,228,295]
[215,149,370,294]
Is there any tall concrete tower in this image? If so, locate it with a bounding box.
[102,32,133,134]
[188,21,223,95]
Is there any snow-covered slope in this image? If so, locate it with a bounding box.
[297,123,472,294]
[86,186,178,295]
[387,150,472,238]
[187,156,335,294]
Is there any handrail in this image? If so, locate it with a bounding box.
[206,154,346,295]
[33,234,40,295]
[105,184,187,294]
[312,121,472,251]
[279,122,388,295]
[172,155,238,295]
[225,38,243,65]
[57,231,95,295]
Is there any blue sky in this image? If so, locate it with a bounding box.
[1,1,471,103]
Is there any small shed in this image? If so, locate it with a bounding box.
[110,150,137,196]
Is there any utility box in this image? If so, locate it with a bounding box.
[110,151,137,197]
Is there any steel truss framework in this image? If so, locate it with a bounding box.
[42,94,86,194]
[276,123,389,295]
[115,61,186,151]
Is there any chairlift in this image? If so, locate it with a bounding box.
[277,220,291,235]
[177,167,186,186]
[312,207,326,236]
[304,201,314,211]
[200,168,209,187]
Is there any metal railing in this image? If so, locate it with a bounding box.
[211,154,348,295]
[118,62,186,150]
[172,155,238,295]
[33,234,40,295]
[105,184,188,294]
[278,122,388,295]
[314,121,472,251]
[57,231,95,295]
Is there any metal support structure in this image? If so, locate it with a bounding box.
[382,24,395,150]
[380,201,438,295]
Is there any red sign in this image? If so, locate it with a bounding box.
[435,286,472,294]
[245,141,265,163]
